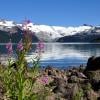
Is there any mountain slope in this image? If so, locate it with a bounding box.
[0,19,100,42]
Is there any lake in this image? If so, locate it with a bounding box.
[0,43,100,68]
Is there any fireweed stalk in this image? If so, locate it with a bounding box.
[6,39,13,67]
[15,20,34,100]
[4,20,45,100]
[32,40,45,77]
[36,40,45,56]
[6,39,13,56]
[4,39,19,99]
[35,40,45,66]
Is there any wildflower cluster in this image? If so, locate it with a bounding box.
[3,19,49,100]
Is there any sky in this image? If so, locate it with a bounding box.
[0,0,100,26]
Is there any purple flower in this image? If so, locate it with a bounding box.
[22,19,31,27]
[41,76,48,85]
[17,39,23,51]
[26,20,31,24]
[6,39,13,55]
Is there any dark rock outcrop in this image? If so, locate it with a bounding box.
[84,56,100,92]
[85,56,100,71]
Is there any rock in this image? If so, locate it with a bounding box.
[84,70,100,91]
[77,72,87,79]
[53,86,67,95]
[84,56,100,91]
[72,86,84,100]
[86,89,98,100]
[42,67,100,99]
[52,77,67,88]
[45,66,68,80]
[97,97,100,100]
[45,66,59,76]
[85,56,100,71]
[92,79,100,91]
[68,75,79,83]
[72,83,79,96]
[51,77,68,98]
[45,66,54,75]
[45,93,56,100]
[64,83,84,100]
[82,80,92,91]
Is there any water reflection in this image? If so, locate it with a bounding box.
[0,43,100,67]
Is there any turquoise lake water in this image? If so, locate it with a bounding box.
[0,43,100,68]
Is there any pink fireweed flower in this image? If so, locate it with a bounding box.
[6,39,13,55]
[24,19,31,25]
[22,19,34,37]
[40,76,49,85]
[26,19,31,24]
[17,39,23,51]
[36,41,45,53]
[22,19,31,28]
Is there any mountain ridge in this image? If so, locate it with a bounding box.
[0,19,100,42]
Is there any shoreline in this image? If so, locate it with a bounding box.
[0,54,87,69]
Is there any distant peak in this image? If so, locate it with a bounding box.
[83,24,93,27]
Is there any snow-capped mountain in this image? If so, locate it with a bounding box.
[0,19,16,27]
[22,22,94,41]
[0,19,100,42]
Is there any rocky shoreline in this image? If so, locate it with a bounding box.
[37,56,100,99]
[0,56,100,100]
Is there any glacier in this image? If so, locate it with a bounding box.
[0,19,100,42]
